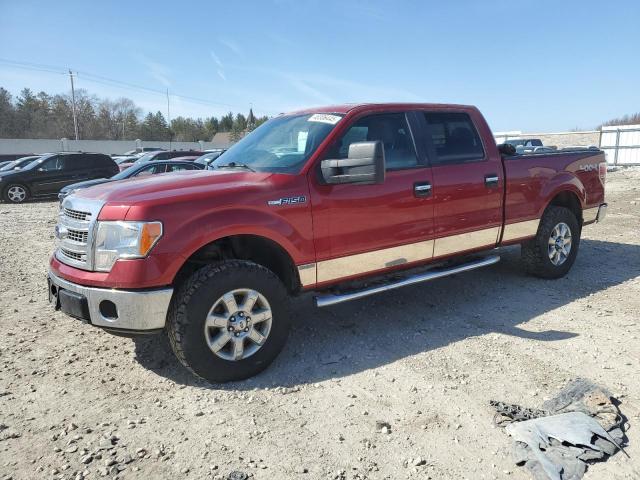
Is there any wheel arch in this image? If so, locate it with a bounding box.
[172,234,302,294]
[545,189,584,226]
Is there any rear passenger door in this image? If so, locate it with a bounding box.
[418,110,503,259]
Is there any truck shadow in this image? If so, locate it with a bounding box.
[132,238,640,390]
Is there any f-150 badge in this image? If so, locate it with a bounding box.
[267,196,306,206]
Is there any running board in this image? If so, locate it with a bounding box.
[315,255,500,308]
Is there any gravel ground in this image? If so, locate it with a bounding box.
[1,168,639,480]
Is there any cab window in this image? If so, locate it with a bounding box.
[39,156,65,171]
[424,112,485,164]
[328,113,418,171]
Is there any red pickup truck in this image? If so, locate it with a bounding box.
[48,103,607,382]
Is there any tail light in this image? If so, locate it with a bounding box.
[598,162,607,186]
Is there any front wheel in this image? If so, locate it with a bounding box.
[167,260,290,383]
[3,184,29,203]
[521,206,581,279]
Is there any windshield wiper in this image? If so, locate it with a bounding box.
[214,162,255,172]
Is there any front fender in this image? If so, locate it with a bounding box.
[130,204,315,287]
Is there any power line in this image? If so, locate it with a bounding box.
[0,57,265,113]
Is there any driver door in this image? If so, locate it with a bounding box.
[308,111,435,285]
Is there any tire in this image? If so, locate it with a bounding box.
[167,260,291,383]
[3,184,29,203]
[521,206,581,279]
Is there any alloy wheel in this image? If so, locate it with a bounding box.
[548,222,572,266]
[7,186,26,203]
[203,288,273,361]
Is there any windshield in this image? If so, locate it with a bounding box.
[133,152,162,165]
[194,151,224,166]
[210,113,344,174]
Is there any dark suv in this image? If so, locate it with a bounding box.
[0,152,118,203]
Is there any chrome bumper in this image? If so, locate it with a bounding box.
[583,203,607,224]
[48,270,173,332]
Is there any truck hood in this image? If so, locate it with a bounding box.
[61,178,111,193]
[73,169,275,205]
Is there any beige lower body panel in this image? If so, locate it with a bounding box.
[316,239,434,283]
[432,226,500,258]
[502,218,540,242]
[298,221,545,287]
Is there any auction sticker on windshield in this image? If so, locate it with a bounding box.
[308,113,342,125]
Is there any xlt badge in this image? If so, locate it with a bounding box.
[267,196,306,206]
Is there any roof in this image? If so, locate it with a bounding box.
[286,102,477,116]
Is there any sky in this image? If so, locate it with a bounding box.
[0,0,638,132]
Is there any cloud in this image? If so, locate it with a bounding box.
[133,53,171,87]
[210,50,223,68]
[286,77,335,105]
[219,38,242,56]
[217,69,226,81]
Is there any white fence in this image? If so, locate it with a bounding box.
[599,125,640,165]
[0,138,230,156]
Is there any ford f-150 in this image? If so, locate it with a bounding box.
[48,103,607,382]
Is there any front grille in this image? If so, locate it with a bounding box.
[61,249,86,262]
[66,229,89,243]
[56,198,104,271]
[63,208,91,222]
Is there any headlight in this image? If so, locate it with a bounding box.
[93,221,163,272]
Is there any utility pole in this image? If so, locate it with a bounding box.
[68,70,79,141]
[166,88,171,149]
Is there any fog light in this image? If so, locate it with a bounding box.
[99,300,118,320]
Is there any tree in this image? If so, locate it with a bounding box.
[219,112,234,132]
[599,112,640,128]
[0,84,270,141]
[0,88,15,137]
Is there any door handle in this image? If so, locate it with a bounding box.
[414,181,432,197]
[484,174,499,188]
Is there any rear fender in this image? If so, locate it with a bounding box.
[538,172,586,218]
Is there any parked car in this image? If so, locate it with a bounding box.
[503,138,544,148]
[0,155,42,172]
[118,150,204,171]
[49,103,607,382]
[0,161,13,169]
[194,149,227,169]
[0,152,118,203]
[58,159,204,202]
[118,147,163,156]
[0,153,34,163]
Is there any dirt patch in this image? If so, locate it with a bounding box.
[1,169,639,479]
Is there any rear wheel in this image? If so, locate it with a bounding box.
[3,184,29,203]
[167,260,290,383]
[521,206,581,278]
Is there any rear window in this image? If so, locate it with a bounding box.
[424,112,485,164]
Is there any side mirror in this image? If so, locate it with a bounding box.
[321,141,385,185]
[37,167,45,172]
[498,143,517,156]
